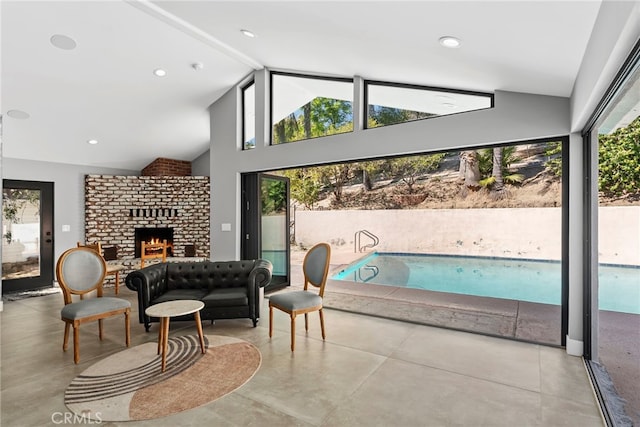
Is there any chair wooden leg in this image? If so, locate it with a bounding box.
[125,311,130,347]
[98,319,103,340]
[304,313,309,332]
[114,271,120,295]
[63,323,70,351]
[73,324,80,364]
[269,305,273,338]
[319,309,326,340]
[290,314,296,352]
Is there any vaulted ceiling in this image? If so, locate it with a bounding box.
[1,1,602,170]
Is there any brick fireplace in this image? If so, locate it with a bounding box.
[84,175,210,261]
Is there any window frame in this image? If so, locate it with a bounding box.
[364,80,495,129]
[242,79,256,150]
[269,71,354,145]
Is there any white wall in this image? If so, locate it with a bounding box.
[191,150,210,176]
[296,208,563,261]
[570,0,640,131]
[294,206,639,265]
[2,158,137,265]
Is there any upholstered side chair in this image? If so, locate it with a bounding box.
[57,247,131,364]
[269,242,331,351]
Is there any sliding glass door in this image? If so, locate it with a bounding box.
[584,42,640,426]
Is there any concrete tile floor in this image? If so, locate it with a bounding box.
[1,289,603,427]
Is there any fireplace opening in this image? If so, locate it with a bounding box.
[135,227,174,258]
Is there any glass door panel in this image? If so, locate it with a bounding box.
[260,174,290,290]
[2,188,41,279]
[2,180,54,292]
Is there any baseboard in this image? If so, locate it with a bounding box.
[566,335,583,356]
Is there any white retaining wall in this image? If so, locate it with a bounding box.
[293,206,639,266]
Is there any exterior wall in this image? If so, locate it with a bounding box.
[294,206,639,266]
[84,175,210,259]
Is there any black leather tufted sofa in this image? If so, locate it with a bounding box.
[125,260,272,331]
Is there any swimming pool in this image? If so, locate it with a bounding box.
[332,252,640,314]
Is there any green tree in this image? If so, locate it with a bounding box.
[282,168,322,209]
[598,116,640,196]
[389,153,445,193]
[368,105,436,128]
[260,179,287,215]
[544,141,562,176]
[2,189,40,244]
[272,97,352,144]
[317,164,353,204]
[478,146,524,190]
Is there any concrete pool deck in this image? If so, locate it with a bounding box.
[290,247,562,343]
[282,247,639,424]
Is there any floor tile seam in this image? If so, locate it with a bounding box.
[2,298,63,317]
[231,391,320,426]
[316,354,391,427]
[385,354,543,395]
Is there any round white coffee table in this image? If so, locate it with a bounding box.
[145,300,206,372]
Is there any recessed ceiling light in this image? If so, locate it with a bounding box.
[191,62,204,71]
[50,34,77,50]
[153,68,167,77]
[241,29,256,38]
[87,139,98,145]
[6,109,30,119]
[439,36,461,48]
[442,103,457,108]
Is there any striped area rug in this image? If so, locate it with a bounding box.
[65,335,261,421]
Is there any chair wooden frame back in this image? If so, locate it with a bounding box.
[59,247,108,303]
[77,241,124,295]
[269,242,331,351]
[302,242,331,297]
[141,239,168,268]
[56,246,130,363]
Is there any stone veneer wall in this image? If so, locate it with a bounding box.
[84,175,210,260]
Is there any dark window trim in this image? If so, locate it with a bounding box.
[259,136,568,348]
[269,71,354,146]
[580,38,640,426]
[581,38,640,360]
[582,39,640,134]
[364,79,495,130]
[241,79,255,150]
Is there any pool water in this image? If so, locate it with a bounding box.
[332,253,640,314]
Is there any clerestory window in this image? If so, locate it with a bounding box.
[365,81,493,128]
[270,72,353,144]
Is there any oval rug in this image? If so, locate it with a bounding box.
[65,335,261,421]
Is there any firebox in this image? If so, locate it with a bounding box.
[135,227,174,257]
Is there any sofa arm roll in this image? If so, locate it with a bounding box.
[125,263,168,301]
[250,259,273,288]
